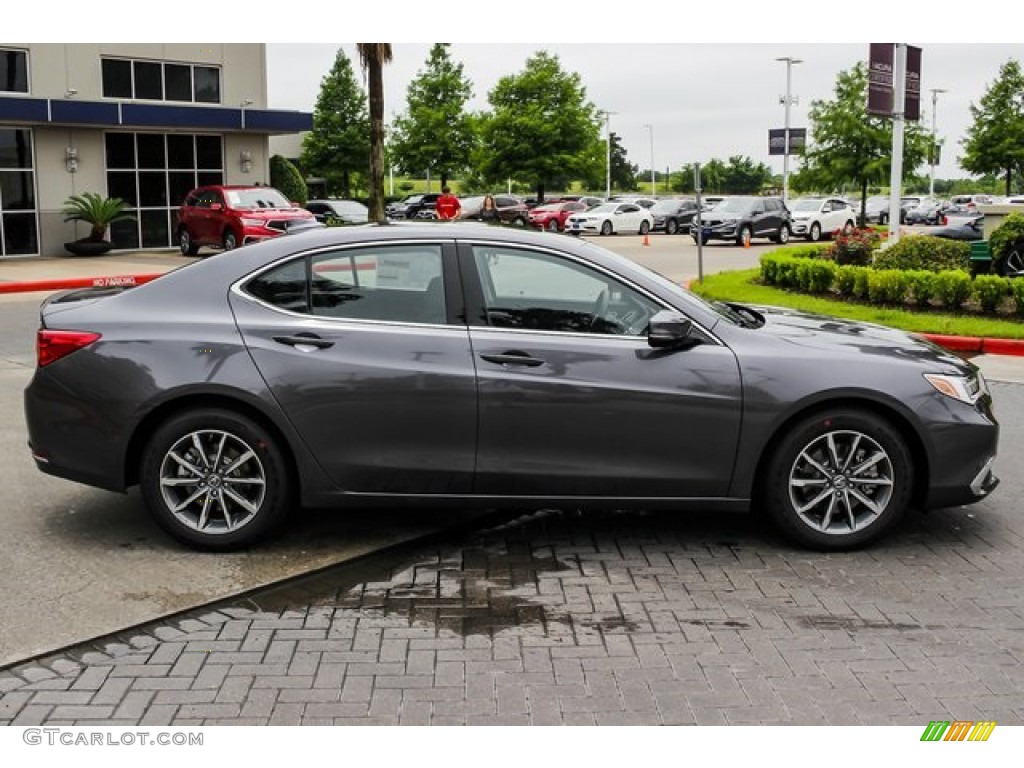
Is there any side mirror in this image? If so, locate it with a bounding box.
[648,311,695,349]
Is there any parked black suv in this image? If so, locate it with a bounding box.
[651,198,700,235]
[691,196,791,245]
[385,193,443,220]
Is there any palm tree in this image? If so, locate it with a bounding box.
[357,43,392,223]
[63,192,135,242]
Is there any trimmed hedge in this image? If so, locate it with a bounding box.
[759,250,1015,314]
[871,235,970,272]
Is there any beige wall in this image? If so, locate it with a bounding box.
[2,43,267,107]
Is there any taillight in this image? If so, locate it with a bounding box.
[37,330,101,367]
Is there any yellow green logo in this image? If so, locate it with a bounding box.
[920,721,996,741]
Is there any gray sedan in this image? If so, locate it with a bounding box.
[24,224,998,551]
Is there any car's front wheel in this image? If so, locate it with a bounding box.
[737,225,752,247]
[665,219,679,235]
[774,225,791,244]
[762,409,913,550]
[808,222,822,242]
[547,219,560,232]
[600,220,613,236]
[179,228,200,256]
[140,409,292,550]
[223,229,238,251]
[639,220,650,236]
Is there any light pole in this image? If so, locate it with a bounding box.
[776,56,802,204]
[598,110,616,200]
[643,123,655,195]
[929,88,947,198]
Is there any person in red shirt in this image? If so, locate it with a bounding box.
[435,186,461,221]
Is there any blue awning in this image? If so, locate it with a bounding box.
[0,97,311,134]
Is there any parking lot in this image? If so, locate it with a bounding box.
[1,235,1022,726]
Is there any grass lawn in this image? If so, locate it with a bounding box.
[691,268,1024,339]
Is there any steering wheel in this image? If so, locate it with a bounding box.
[589,289,609,330]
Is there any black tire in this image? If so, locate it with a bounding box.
[639,220,650,236]
[600,220,613,236]
[179,228,200,256]
[547,219,560,232]
[140,409,292,550]
[737,225,752,247]
[223,229,238,251]
[879,212,888,225]
[761,408,913,551]
[808,222,822,242]
[666,219,679,235]
[776,225,790,244]
[843,220,855,235]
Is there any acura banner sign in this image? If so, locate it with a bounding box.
[867,43,921,120]
[768,128,806,156]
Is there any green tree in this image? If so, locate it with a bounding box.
[357,44,393,222]
[270,155,308,205]
[390,44,475,189]
[720,155,774,194]
[578,132,637,193]
[300,49,369,199]
[478,51,600,202]
[961,59,1024,197]
[796,61,929,221]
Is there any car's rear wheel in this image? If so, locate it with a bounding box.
[808,222,822,242]
[222,229,238,251]
[762,409,913,551]
[665,219,679,235]
[600,220,613,236]
[179,228,200,256]
[140,409,292,550]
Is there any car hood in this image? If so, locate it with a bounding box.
[747,304,969,372]
[235,208,313,220]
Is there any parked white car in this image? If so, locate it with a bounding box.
[788,197,857,242]
[565,202,655,236]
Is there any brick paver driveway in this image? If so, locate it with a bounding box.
[3,383,1023,726]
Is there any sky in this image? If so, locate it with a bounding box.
[266,41,1024,184]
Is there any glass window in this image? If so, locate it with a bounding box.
[0,49,29,93]
[104,133,135,169]
[0,171,35,210]
[164,64,192,102]
[195,136,222,169]
[140,210,170,248]
[2,213,38,255]
[247,259,309,314]
[471,246,659,336]
[106,172,137,207]
[101,58,132,98]
[0,129,33,169]
[169,172,196,208]
[166,135,195,169]
[193,66,220,103]
[138,172,168,207]
[136,134,166,169]
[133,61,163,100]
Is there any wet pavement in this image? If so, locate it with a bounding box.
[2,376,1022,725]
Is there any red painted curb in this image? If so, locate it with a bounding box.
[0,273,163,294]
[980,337,1024,356]
[919,333,983,353]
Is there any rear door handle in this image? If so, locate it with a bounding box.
[273,333,334,350]
[480,351,545,367]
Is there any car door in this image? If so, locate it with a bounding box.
[617,203,642,232]
[230,239,478,494]
[458,239,743,498]
[823,198,846,232]
[749,200,770,237]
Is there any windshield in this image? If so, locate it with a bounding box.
[791,199,823,211]
[588,204,618,214]
[714,198,754,213]
[225,188,293,209]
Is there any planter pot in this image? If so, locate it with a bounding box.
[64,240,113,256]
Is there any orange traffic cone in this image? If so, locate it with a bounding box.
[642,233,650,247]
[743,235,751,248]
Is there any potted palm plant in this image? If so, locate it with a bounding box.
[63,192,135,256]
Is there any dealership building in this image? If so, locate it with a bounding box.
[0,44,311,257]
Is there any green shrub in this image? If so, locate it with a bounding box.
[906,270,937,307]
[779,244,832,260]
[269,154,308,206]
[867,270,911,305]
[1011,279,1024,317]
[806,259,837,293]
[989,212,1024,267]
[933,270,973,310]
[871,235,970,272]
[972,275,1010,312]
[836,265,858,296]
[852,267,871,300]
[826,227,880,266]
[760,254,782,284]
[775,257,801,289]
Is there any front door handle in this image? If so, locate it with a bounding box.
[480,351,545,368]
[273,333,334,350]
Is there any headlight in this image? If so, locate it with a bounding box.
[240,217,265,227]
[924,371,986,405]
